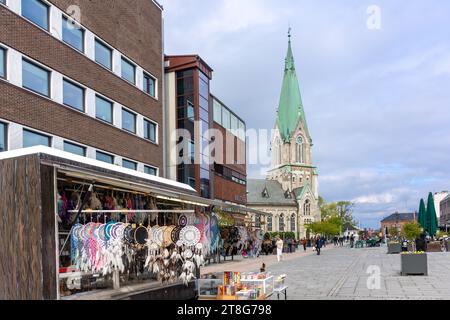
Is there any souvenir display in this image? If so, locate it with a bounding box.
[180,226,201,247]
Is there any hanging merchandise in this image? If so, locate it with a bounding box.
[179,226,201,247]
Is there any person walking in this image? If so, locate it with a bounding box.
[350,234,355,248]
[276,237,284,262]
[316,235,323,255]
[302,238,307,252]
[287,238,293,253]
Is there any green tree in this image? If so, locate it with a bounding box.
[336,201,356,226]
[401,222,422,252]
[388,226,399,239]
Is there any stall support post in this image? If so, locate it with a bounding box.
[113,270,120,290]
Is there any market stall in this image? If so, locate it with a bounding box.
[0,147,215,300]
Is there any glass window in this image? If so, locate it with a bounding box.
[23,129,50,148]
[0,47,5,79]
[0,0,5,4]
[187,102,195,121]
[22,0,49,30]
[188,177,196,189]
[122,109,136,133]
[96,151,114,164]
[199,95,209,112]
[189,141,195,163]
[267,214,273,232]
[64,141,86,156]
[63,79,84,111]
[144,119,156,143]
[62,16,84,52]
[279,214,285,232]
[222,107,231,130]
[238,120,246,140]
[95,39,112,70]
[143,73,155,97]
[0,122,6,152]
[22,59,49,97]
[95,95,113,123]
[199,77,209,99]
[230,114,238,133]
[144,165,157,176]
[122,159,137,171]
[121,58,135,84]
[213,100,222,124]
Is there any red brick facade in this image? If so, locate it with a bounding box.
[0,1,163,168]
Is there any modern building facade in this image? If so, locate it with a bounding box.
[164,55,247,204]
[0,0,163,175]
[434,191,449,224]
[247,34,321,239]
[440,195,450,230]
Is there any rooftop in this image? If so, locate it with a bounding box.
[381,212,416,223]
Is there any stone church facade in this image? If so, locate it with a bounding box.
[247,33,321,239]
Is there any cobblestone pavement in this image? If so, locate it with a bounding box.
[264,247,450,300]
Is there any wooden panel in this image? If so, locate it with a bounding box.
[40,164,57,300]
[0,155,48,300]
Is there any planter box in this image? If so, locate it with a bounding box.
[427,241,442,252]
[401,254,428,276]
[387,243,402,254]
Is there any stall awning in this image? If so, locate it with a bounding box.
[0,146,266,215]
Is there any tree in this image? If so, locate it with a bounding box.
[401,222,422,252]
[336,201,356,226]
[388,226,399,239]
[426,193,438,236]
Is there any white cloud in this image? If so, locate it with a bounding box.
[353,193,395,205]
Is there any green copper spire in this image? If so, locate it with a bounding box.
[277,30,310,142]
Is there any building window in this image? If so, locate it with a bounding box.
[0,122,6,152]
[62,16,84,52]
[122,159,137,171]
[63,79,84,111]
[95,95,113,124]
[63,141,86,156]
[96,151,114,164]
[95,39,112,70]
[279,214,285,232]
[304,200,311,216]
[291,213,296,232]
[144,119,157,143]
[222,107,231,130]
[296,136,304,163]
[187,101,195,121]
[187,177,196,189]
[23,129,50,148]
[143,73,155,97]
[0,47,5,79]
[22,0,49,30]
[122,109,136,133]
[22,59,50,97]
[213,99,222,124]
[144,165,157,176]
[121,57,135,84]
[0,0,5,5]
[267,214,273,232]
[189,141,195,164]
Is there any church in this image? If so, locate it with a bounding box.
[247,33,321,239]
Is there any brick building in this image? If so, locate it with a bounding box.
[0,0,163,175]
[380,212,417,236]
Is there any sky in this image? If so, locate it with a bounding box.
[160,0,450,229]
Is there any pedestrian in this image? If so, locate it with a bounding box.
[316,235,323,255]
[350,234,355,248]
[287,238,293,253]
[302,238,307,252]
[276,237,284,262]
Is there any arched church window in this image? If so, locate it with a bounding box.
[267,214,273,232]
[290,213,296,232]
[279,213,285,232]
[296,136,305,164]
[304,200,311,216]
[276,138,282,165]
